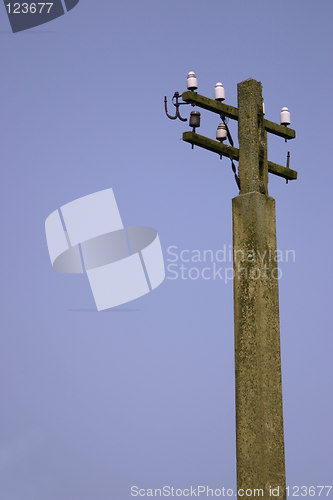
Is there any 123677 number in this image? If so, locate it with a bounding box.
[6,3,54,14]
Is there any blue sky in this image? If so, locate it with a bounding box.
[0,1,332,499]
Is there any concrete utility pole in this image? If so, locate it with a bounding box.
[233,80,286,500]
[166,78,297,500]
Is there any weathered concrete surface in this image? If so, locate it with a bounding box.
[238,79,268,196]
[233,191,286,500]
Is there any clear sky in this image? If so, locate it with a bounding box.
[0,1,332,499]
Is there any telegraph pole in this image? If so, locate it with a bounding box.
[233,79,286,499]
[165,77,297,499]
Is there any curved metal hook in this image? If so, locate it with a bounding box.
[164,96,177,120]
[164,92,188,122]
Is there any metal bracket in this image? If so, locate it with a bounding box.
[164,92,188,122]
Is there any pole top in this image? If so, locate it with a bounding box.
[237,79,267,195]
[238,78,262,86]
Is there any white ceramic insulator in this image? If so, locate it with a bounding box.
[215,82,225,101]
[216,123,227,141]
[280,107,291,125]
[187,71,198,91]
